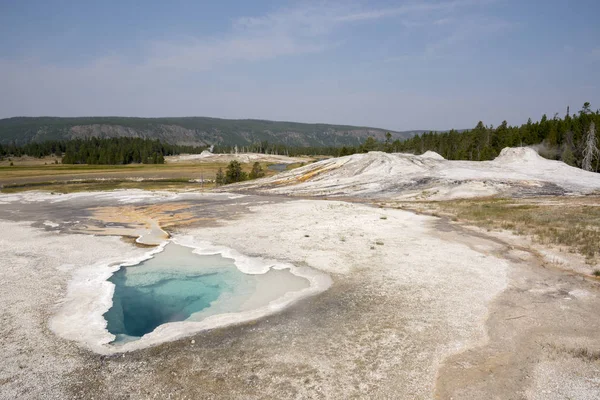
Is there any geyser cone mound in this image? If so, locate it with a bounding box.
[494,147,546,163]
[230,147,600,200]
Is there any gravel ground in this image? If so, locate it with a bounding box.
[0,222,147,399]
[0,191,599,399]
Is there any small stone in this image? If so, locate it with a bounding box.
[191,339,195,344]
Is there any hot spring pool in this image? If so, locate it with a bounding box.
[103,243,309,343]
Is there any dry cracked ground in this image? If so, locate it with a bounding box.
[0,190,599,399]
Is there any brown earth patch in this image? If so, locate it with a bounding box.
[73,203,212,240]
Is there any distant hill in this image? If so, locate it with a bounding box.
[0,116,423,147]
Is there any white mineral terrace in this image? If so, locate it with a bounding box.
[231,147,600,199]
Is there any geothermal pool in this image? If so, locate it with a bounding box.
[103,243,310,343]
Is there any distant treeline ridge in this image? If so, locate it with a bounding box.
[1,103,598,172]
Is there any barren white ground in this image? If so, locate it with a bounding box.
[166,151,309,164]
[0,191,512,398]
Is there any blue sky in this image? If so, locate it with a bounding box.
[1,0,599,130]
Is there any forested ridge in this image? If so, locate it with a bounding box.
[0,116,413,147]
[1,103,598,172]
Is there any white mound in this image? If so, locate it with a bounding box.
[231,148,600,200]
[494,147,544,163]
[420,151,445,160]
[200,149,213,157]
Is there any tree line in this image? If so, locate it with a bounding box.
[2,103,598,172]
[0,137,207,165]
[393,103,599,171]
[215,103,600,172]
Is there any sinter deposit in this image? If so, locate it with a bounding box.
[230,147,600,200]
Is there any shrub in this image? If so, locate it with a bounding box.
[249,162,265,179]
[225,160,247,184]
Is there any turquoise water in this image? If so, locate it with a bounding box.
[103,243,309,343]
[104,244,256,342]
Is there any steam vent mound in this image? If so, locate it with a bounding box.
[231,147,600,200]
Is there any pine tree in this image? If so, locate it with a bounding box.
[385,132,392,152]
[225,160,247,183]
[249,162,265,179]
[361,137,378,153]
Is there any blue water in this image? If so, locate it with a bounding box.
[267,163,288,172]
[103,244,256,342]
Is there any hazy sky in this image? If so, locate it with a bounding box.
[1,0,599,130]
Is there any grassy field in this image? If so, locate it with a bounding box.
[0,179,204,193]
[0,155,63,167]
[399,197,600,266]
[0,156,282,193]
